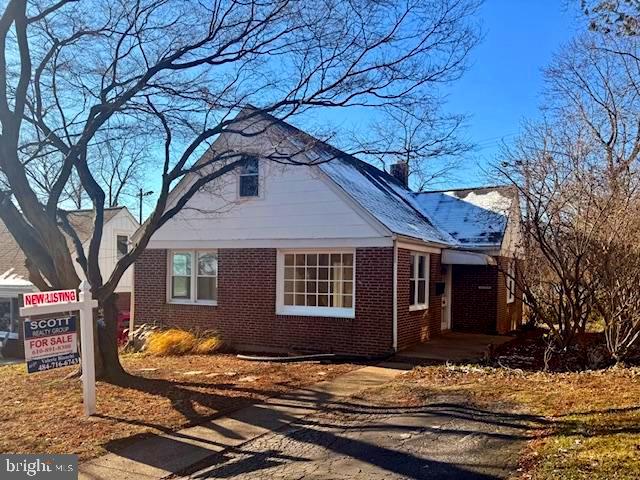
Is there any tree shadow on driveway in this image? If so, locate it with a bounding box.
[94,373,547,479]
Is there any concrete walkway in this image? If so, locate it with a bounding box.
[396,332,512,364]
[80,362,411,480]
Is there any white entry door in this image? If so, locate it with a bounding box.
[441,266,452,330]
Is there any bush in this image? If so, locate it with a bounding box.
[146,329,197,356]
[145,328,223,356]
[194,336,223,354]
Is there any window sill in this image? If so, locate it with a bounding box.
[276,305,355,319]
[409,304,429,312]
[506,299,515,304]
[168,300,218,307]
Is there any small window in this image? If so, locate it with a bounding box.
[239,156,259,197]
[410,252,429,310]
[506,260,516,304]
[116,235,128,259]
[169,250,218,304]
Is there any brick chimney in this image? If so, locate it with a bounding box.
[390,162,409,187]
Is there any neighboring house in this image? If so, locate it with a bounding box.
[0,207,138,354]
[133,109,522,356]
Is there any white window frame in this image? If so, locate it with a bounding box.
[237,156,260,199]
[409,252,430,311]
[506,260,516,304]
[115,233,129,260]
[276,248,356,318]
[167,249,218,306]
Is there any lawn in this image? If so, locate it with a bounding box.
[357,365,640,480]
[0,353,356,460]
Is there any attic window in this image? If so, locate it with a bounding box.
[116,235,128,260]
[239,156,259,197]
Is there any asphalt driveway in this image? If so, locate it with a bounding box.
[183,398,536,480]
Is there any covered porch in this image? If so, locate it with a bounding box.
[395,332,513,364]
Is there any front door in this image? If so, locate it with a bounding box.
[441,266,452,330]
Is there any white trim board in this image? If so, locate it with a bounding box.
[148,237,393,249]
[396,240,441,254]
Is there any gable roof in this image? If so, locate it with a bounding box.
[414,186,515,249]
[155,107,516,250]
[0,207,128,284]
[253,111,456,245]
[65,207,126,244]
[265,114,517,249]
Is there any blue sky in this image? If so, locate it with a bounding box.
[141,1,584,217]
[442,0,581,187]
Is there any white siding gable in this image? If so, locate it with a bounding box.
[73,208,139,293]
[149,160,390,249]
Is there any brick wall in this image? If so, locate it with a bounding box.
[451,264,498,334]
[396,249,443,350]
[133,247,394,356]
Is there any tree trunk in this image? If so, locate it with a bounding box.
[97,294,127,381]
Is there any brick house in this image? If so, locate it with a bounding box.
[133,110,522,356]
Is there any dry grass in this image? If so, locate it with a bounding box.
[0,353,356,460]
[358,366,640,480]
[193,336,223,354]
[146,329,198,355]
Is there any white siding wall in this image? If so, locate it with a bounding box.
[149,118,389,248]
[73,210,138,293]
[149,160,387,248]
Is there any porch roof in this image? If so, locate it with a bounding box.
[441,249,496,266]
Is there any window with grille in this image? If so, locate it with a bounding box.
[277,250,355,318]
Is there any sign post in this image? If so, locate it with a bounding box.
[78,282,96,415]
[20,281,98,416]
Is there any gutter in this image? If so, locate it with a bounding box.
[392,236,398,351]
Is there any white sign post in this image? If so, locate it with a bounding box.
[20,281,98,416]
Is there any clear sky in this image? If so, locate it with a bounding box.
[441,0,582,188]
[141,1,584,217]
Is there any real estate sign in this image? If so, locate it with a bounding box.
[23,316,79,374]
[23,289,77,307]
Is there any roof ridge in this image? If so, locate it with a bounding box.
[65,206,125,213]
[417,185,513,194]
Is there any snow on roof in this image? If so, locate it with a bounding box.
[414,187,515,249]
[256,111,454,244]
[319,158,454,244]
[0,269,32,286]
[194,108,515,248]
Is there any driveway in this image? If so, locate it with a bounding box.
[183,397,535,480]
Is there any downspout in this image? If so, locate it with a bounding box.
[392,237,398,351]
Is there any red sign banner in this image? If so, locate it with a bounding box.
[23,289,77,307]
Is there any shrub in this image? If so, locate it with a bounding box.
[145,328,224,356]
[194,336,223,355]
[146,329,197,356]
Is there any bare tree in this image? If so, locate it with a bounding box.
[588,193,640,364]
[499,33,640,366]
[350,105,470,190]
[581,0,640,35]
[499,121,602,364]
[0,0,481,380]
